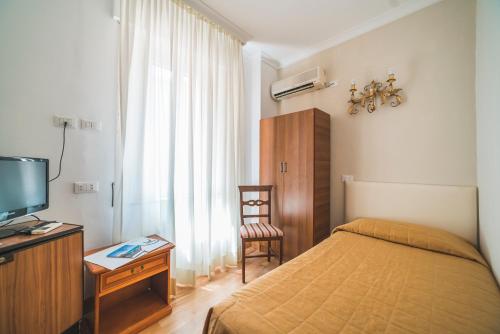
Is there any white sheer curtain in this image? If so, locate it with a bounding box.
[116,0,244,285]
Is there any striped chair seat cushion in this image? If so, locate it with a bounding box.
[240,223,283,239]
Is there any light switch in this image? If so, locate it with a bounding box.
[74,182,99,194]
[80,119,102,130]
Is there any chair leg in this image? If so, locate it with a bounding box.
[267,241,271,262]
[279,238,283,265]
[242,239,246,283]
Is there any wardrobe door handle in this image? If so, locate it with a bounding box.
[284,162,287,173]
[280,161,284,173]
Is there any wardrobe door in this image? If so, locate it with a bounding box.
[313,109,331,244]
[260,117,284,226]
[260,117,285,254]
[281,110,314,260]
[274,116,287,228]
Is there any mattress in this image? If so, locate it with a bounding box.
[204,219,500,334]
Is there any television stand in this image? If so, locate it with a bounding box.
[0,223,83,333]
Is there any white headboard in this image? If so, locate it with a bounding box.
[344,181,478,245]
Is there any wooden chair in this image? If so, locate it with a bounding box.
[239,185,283,283]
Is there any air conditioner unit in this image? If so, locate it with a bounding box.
[271,66,326,100]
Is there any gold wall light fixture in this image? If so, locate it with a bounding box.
[348,69,403,115]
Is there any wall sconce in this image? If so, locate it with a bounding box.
[348,70,403,115]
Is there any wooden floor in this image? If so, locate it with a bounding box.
[140,254,280,334]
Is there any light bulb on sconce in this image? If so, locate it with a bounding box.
[347,79,363,115]
[387,68,396,82]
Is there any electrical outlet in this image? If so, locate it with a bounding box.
[87,182,99,192]
[74,182,99,194]
[53,116,76,128]
[341,175,354,182]
[80,119,102,131]
[74,182,85,194]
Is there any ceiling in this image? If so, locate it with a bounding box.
[196,0,441,68]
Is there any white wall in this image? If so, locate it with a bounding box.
[261,60,279,119]
[278,0,477,229]
[476,0,500,281]
[242,45,262,184]
[242,45,279,187]
[0,0,118,249]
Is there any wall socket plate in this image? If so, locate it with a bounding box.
[74,182,99,194]
[53,116,76,128]
[80,119,102,131]
[341,175,354,182]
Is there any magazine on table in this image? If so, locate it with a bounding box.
[107,244,145,259]
[84,237,169,270]
[106,237,166,259]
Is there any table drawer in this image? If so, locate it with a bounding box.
[100,254,168,294]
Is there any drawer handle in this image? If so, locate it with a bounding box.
[0,253,13,265]
[130,265,145,274]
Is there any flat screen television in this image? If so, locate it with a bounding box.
[0,156,49,226]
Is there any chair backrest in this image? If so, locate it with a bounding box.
[238,185,272,226]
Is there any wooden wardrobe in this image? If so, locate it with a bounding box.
[260,108,330,260]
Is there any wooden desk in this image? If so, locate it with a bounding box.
[0,222,83,334]
[84,236,175,334]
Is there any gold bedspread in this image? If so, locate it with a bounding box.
[206,219,500,333]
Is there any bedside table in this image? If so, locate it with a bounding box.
[84,235,175,334]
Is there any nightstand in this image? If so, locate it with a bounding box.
[84,235,175,334]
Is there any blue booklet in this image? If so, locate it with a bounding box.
[107,244,144,258]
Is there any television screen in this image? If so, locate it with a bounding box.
[0,157,49,223]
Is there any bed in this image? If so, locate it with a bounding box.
[204,181,500,334]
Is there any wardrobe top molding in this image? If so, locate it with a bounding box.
[262,108,329,120]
